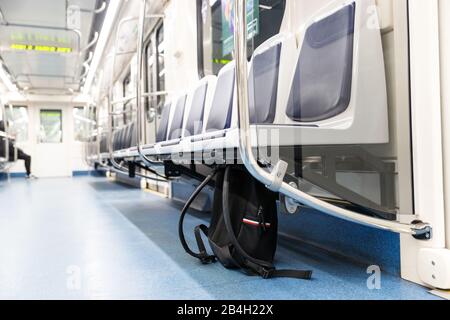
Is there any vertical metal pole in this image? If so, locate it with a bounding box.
[135,1,165,167]
[136,0,147,157]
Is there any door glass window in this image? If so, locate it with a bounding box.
[146,37,156,122]
[156,24,165,108]
[145,23,165,143]
[40,110,63,143]
[73,107,86,142]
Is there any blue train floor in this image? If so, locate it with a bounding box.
[0,177,440,300]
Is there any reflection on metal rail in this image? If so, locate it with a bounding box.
[232,0,431,239]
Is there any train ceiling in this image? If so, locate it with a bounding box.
[0,0,107,95]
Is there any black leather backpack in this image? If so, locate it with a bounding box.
[179,166,312,280]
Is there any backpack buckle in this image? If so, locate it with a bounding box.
[261,267,275,279]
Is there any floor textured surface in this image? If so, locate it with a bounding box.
[0,177,440,300]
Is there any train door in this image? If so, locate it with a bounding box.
[33,107,71,178]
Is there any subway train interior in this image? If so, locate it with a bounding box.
[0,0,449,302]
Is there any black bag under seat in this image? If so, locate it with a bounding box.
[179,166,312,280]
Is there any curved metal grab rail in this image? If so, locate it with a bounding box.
[108,9,166,171]
[106,92,136,175]
[82,105,90,166]
[232,0,431,238]
[83,104,97,167]
[66,0,107,15]
[106,90,168,183]
[81,32,99,54]
[136,0,167,168]
[109,14,166,93]
[81,1,107,14]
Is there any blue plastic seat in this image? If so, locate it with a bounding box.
[167,95,187,140]
[205,66,235,133]
[156,102,173,143]
[286,3,355,122]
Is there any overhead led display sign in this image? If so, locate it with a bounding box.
[10,44,73,53]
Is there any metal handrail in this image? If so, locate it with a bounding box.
[107,18,137,173]
[111,91,169,106]
[81,1,107,14]
[106,94,130,172]
[109,14,165,93]
[66,0,107,15]
[232,0,431,238]
[83,104,96,167]
[83,51,94,68]
[107,7,166,174]
[107,94,167,182]
[94,104,102,164]
[81,32,99,54]
[136,0,166,167]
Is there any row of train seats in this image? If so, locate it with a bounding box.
[93,122,137,157]
[112,122,137,152]
[110,0,388,161]
[99,133,108,154]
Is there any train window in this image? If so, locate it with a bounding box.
[146,37,156,120]
[5,106,29,143]
[144,23,166,143]
[156,24,165,108]
[145,23,165,114]
[73,107,86,142]
[39,110,63,144]
[199,0,286,75]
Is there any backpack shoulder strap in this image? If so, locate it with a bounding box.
[269,269,313,280]
[178,170,218,265]
[194,224,216,264]
[245,260,313,280]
